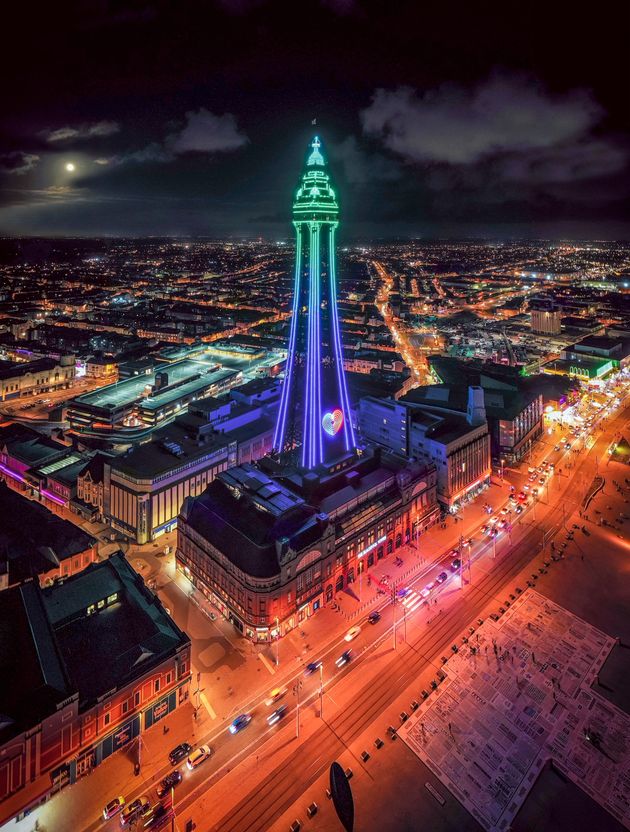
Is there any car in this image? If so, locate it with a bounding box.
[436,571,448,584]
[480,524,489,534]
[344,625,361,642]
[515,504,524,515]
[305,660,322,675]
[518,491,527,501]
[103,797,125,820]
[490,528,499,538]
[156,771,182,799]
[420,586,431,598]
[450,558,461,572]
[498,519,507,529]
[529,474,537,482]
[186,744,212,769]
[500,507,509,515]
[523,484,530,492]
[335,650,352,668]
[121,797,150,827]
[565,443,571,450]
[168,742,192,766]
[267,704,288,725]
[509,494,518,503]
[265,686,288,706]
[229,714,252,735]
[484,505,494,514]
[367,610,381,624]
[532,487,539,496]
[539,477,545,485]
[549,462,555,469]
[397,587,411,598]
[424,581,435,593]
[141,803,169,829]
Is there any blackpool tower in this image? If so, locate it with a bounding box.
[273,136,356,469]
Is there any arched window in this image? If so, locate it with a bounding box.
[326,584,333,602]
[335,574,344,592]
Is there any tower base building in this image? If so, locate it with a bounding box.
[176,448,438,641]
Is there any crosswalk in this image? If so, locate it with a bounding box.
[399,588,430,615]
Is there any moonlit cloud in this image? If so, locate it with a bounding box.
[0,151,40,175]
[42,120,120,143]
[361,73,604,165]
[107,109,249,166]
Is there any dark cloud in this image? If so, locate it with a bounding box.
[42,120,120,143]
[100,109,248,167]
[361,73,604,165]
[0,151,40,175]
[328,136,401,184]
[167,109,248,155]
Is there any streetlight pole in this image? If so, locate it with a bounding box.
[392,583,397,650]
[293,681,302,739]
[319,663,324,719]
[275,617,280,666]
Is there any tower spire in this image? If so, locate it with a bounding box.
[273,136,356,469]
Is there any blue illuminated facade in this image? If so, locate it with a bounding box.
[274,137,356,468]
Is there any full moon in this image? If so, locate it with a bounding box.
[65,162,76,172]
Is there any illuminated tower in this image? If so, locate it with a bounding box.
[273,136,356,469]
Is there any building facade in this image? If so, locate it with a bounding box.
[358,391,492,509]
[530,303,562,335]
[0,355,75,401]
[176,449,439,642]
[105,393,277,543]
[0,555,191,824]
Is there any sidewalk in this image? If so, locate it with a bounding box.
[7,703,201,832]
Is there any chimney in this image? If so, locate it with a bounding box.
[467,385,486,426]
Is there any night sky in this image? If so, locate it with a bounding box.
[1,0,629,239]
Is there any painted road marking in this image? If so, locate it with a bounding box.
[200,692,216,720]
[259,652,276,675]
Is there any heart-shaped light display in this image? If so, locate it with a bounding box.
[322,408,344,436]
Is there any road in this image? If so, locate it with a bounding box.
[203,400,628,831]
[87,388,630,832]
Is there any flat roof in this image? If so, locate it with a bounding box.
[72,354,222,410]
[138,367,237,411]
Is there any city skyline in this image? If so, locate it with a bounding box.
[1,1,629,240]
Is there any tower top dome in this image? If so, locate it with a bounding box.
[293,136,339,222]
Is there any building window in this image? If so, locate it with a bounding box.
[107,592,118,604]
[154,679,160,694]
[103,713,110,727]
[166,672,172,685]
[135,691,140,707]
[122,700,128,715]
[86,604,96,616]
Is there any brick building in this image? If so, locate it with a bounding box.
[0,553,191,825]
[176,447,439,642]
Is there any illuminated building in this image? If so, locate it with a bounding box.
[0,553,191,824]
[530,302,561,335]
[273,136,356,469]
[175,138,440,641]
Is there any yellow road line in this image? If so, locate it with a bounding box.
[258,652,276,675]
[200,692,216,719]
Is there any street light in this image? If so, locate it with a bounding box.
[293,680,303,738]
[275,617,280,666]
[319,663,324,719]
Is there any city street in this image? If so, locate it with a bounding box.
[12,367,630,832]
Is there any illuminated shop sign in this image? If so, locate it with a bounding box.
[357,535,387,558]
